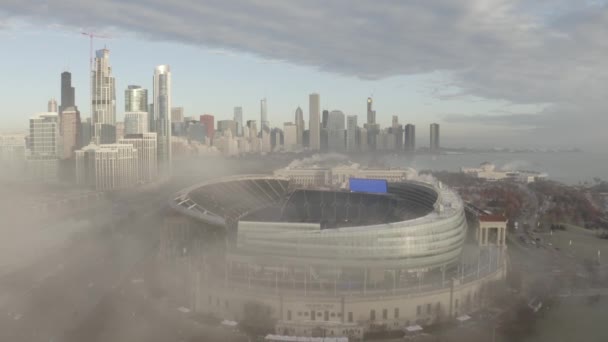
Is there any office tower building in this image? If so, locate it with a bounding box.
[270,127,283,151]
[430,123,440,152]
[115,121,125,141]
[60,71,75,113]
[217,120,237,137]
[346,115,357,152]
[234,107,243,137]
[91,49,116,144]
[322,110,329,129]
[60,106,81,159]
[125,85,148,112]
[394,124,404,151]
[80,118,92,148]
[247,120,258,140]
[171,107,184,123]
[359,127,368,152]
[170,108,184,136]
[283,122,297,151]
[260,98,269,133]
[148,103,155,132]
[367,97,375,124]
[327,110,345,152]
[404,124,416,152]
[308,93,320,150]
[294,106,304,146]
[153,64,172,176]
[27,112,60,182]
[187,122,207,143]
[48,99,58,113]
[76,143,139,191]
[0,134,26,163]
[200,114,215,140]
[124,111,149,135]
[119,133,158,182]
[261,127,271,153]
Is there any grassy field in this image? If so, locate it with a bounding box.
[545,223,607,265]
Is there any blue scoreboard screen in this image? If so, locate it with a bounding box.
[349,178,388,193]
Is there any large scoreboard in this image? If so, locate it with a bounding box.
[349,178,388,194]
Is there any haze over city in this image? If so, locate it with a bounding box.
[1,0,608,149]
[1,2,608,342]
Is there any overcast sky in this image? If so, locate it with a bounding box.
[1,0,607,149]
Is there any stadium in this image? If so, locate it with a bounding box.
[168,170,506,340]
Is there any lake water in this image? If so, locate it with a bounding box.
[383,151,607,185]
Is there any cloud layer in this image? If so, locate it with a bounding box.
[2,0,607,146]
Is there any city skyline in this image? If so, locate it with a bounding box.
[1,2,607,150]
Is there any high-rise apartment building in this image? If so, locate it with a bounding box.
[91,49,116,144]
[308,93,320,150]
[60,71,75,113]
[60,106,81,159]
[124,112,149,135]
[346,115,357,152]
[404,124,416,152]
[76,143,139,191]
[234,107,243,137]
[125,85,148,112]
[294,106,304,146]
[153,64,172,176]
[119,133,158,183]
[260,98,269,133]
[327,110,345,152]
[430,123,440,152]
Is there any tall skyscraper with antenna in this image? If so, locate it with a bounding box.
[91,49,116,144]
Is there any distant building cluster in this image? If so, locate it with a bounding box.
[10,46,446,191]
[461,162,548,183]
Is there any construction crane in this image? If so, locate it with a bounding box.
[81,31,111,71]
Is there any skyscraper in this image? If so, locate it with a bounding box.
[430,123,440,152]
[60,71,75,113]
[153,65,172,176]
[76,143,139,191]
[124,112,149,135]
[27,112,60,182]
[234,107,243,137]
[200,114,215,141]
[217,120,237,137]
[60,106,81,159]
[171,107,184,122]
[405,124,416,152]
[294,106,304,146]
[346,115,357,152]
[366,97,375,124]
[327,110,345,152]
[322,110,329,129]
[47,99,58,113]
[91,49,116,144]
[308,93,320,150]
[283,122,297,151]
[125,85,148,112]
[260,98,269,133]
[119,133,158,183]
